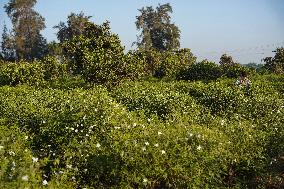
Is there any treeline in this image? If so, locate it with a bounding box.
[0,0,283,86]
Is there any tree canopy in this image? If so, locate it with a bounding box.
[263,47,284,74]
[54,12,92,43]
[4,0,47,60]
[219,54,235,66]
[1,24,15,61]
[135,3,180,51]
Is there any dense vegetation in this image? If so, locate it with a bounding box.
[0,0,283,188]
[0,74,283,188]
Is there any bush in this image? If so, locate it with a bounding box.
[110,80,202,121]
[0,125,43,188]
[221,63,251,78]
[0,57,67,86]
[135,48,196,79]
[263,47,284,74]
[0,60,44,86]
[0,75,283,188]
[177,60,222,81]
[63,21,129,86]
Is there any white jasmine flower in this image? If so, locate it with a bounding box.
[22,175,29,181]
[67,164,72,169]
[197,145,202,150]
[25,136,28,140]
[145,142,149,146]
[32,157,38,163]
[42,120,46,124]
[0,145,3,150]
[189,133,193,137]
[9,151,15,156]
[154,143,159,147]
[96,143,101,148]
[161,150,166,155]
[75,129,78,133]
[143,178,148,183]
[142,147,146,151]
[42,180,48,185]
[158,131,162,135]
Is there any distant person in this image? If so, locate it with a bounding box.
[236,72,251,94]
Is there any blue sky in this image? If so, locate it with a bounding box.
[0,0,284,64]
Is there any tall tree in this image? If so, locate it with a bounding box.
[219,54,235,66]
[135,3,180,51]
[54,12,92,43]
[4,0,47,60]
[1,24,15,61]
[263,47,284,74]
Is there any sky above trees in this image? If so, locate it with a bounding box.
[0,0,283,64]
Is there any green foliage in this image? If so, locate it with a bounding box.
[218,54,252,78]
[219,54,235,67]
[135,3,180,51]
[136,48,196,78]
[54,12,92,43]
[41,56,67,81]
[123,50,148,80]
[0,125,43,189]
[0,73,283,188]
[177,60,222,81]
[222,63,251,78]
[264,47,284,74]
[177,55,251,82]
[63,21,129,85]
[4,0,47,60]
[1,24,15,61]
[109,79,283,187]
[243,63,265,73]
[0,60,44,86]
[0,57,67,86]
[110,81,202,121]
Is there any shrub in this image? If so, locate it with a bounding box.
[0,60,44,86]
[0,125,43,188]
[263,47,284,74]
[63,21,128,86]
[155,48,196,78]
[0,75,283,188]
[177,60,222,81]
[41,56,67,81]
[0,57,67,86]
[221,62,251,78]
[135,48,196,79]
